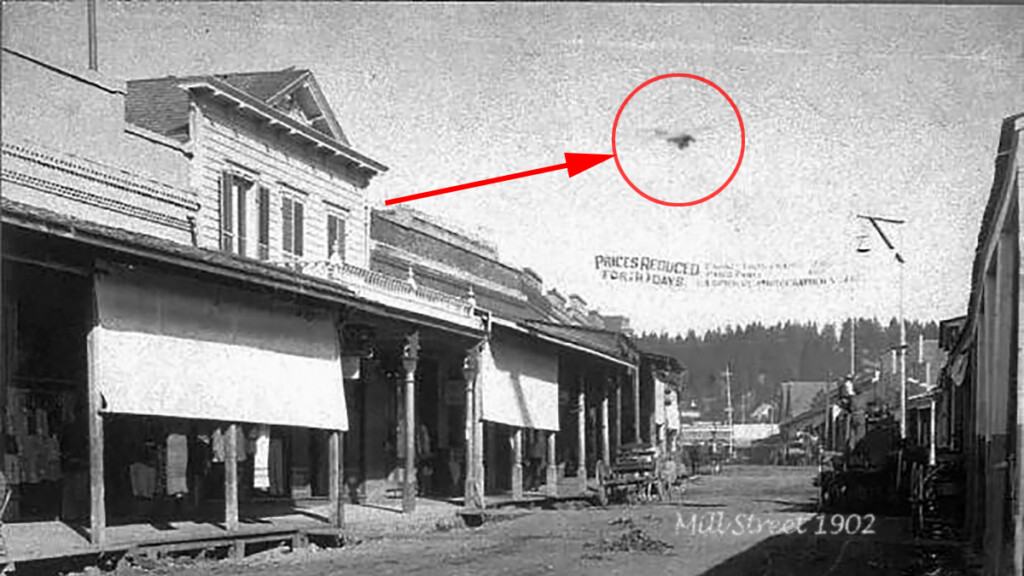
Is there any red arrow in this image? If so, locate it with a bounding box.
[384,152,614,206]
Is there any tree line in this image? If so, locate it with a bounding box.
[637,318,940,421]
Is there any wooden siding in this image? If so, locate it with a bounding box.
[191,97,369,268]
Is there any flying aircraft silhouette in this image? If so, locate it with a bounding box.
[630,122,718,152]
[666,133,696,150]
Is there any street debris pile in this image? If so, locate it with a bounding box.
[588,527,675,554]
[584,517,675,555]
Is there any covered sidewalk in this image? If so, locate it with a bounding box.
[0,497,464,569]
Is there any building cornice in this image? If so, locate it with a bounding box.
[2,140,199,210]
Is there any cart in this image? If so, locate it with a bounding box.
[596,445,684,506]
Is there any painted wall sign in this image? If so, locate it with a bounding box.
[594,256,859,290]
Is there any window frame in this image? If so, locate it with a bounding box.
[219,168,257,257]
[280,185,307,259]
[325,204,350,263]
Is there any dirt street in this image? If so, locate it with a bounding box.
[101,466,974,576]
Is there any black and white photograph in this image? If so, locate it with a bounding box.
[0,2,1022,575]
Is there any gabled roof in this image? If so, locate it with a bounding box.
[126,68,350,146]
[215,68,308,101]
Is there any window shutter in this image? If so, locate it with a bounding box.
[219,172,233,251]
[236,180,247,256]
[294,200,304,257]
[327,215,338,259]
[282,197,294,255]
[257,187,270,260]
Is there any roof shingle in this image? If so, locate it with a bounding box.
[125,68,310,142]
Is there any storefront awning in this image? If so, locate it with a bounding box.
[93,262,348,431]
[479,335,560,431]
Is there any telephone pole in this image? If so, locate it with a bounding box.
[857,214,907,440]
[849,317,856,376]
[724,364,734,459]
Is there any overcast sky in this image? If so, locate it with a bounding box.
[5,3,1023,334]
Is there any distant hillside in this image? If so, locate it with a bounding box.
[637,318,939,421]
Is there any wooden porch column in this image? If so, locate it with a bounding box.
[632,366,641,444]
[87,330,106,545]
[577,376,587,493]
[329,430,344,528]
[511,428,523,500]
[401,332,420,514]
[474,355,485,508]
[225,423,239,531]
[463,347,484,510]
[601,382,611,468]
[546,431,557,497]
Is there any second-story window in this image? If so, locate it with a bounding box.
[219,171,253,255]
[256,186,270,260]
[220,171,269,260]
[327,212,346,262]
[282,195,305,258]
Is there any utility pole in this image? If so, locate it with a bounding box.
[849,317,856,376]
[741,391,747,425]
[724,364,734,459]
[88,0,98,70]
[825,371,832,453]
[857,214,907,440]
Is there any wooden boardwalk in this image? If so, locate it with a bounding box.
[0,498,464,570]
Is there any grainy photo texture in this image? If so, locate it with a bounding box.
[0,2,1022,575]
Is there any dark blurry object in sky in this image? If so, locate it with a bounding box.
[667,134,696,150]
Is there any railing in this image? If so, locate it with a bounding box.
[281,259,478,323]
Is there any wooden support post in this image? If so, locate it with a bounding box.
[462,347,485,510]
[614,375,622,453]
[577,376,587,493]
[403,359,417,514]
[545,431,558,497]
[464,355,477,509]
[329,429,344,528]
[632,366,641,444]
[225,423,239,531]
[601,386,611,468]
[474,357,485,509]
[400,331,420,514]
[87,329,106,546]
[511,428,523,500]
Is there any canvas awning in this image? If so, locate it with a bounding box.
[92,262,348,431]
[665,389,680,431]
[654,377,667,425]
[478,334,560,431]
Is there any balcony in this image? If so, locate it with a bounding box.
[279,258,481,329]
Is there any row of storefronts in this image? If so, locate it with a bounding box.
[0,42,682,563]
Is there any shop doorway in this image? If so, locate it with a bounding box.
[1,260,92,524]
